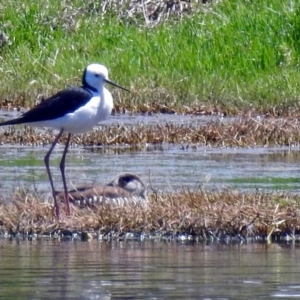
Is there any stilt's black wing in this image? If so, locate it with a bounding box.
[0,86,92,125]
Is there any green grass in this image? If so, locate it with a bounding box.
[227,176,300,190]
[1,0,300,110]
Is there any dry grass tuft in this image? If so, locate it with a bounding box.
[1,116,300,148]
[61,0,212,28]
[0,189,299,242]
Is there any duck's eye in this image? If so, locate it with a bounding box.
[95,74,99,77]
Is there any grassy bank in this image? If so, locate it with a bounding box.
[1,0,300,112]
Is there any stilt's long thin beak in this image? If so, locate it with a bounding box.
[106,79,130,92]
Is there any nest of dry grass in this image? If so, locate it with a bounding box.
[0,189,299,243]
[1,116,300,148]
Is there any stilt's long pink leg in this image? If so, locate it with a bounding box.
[60,133,72,215]
[44,129,64,218]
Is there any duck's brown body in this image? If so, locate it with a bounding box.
[56,172,147,206]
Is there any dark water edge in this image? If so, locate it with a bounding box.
[1,228,298,245]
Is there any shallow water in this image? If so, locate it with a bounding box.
[1,240,300,299]
[0,113,300,196]
[0,110,223,127]
[0,144,300,197]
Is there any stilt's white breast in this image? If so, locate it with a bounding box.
[28,88,113,134]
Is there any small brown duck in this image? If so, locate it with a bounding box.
[56,172,147,206]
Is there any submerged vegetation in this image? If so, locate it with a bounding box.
[0,0,300,112]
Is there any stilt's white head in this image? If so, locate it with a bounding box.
[82,63,130,93]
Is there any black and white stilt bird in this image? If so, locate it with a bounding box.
[0,63,129,218]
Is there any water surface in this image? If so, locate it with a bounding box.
[0,144,300,197]
[1,240,300,299]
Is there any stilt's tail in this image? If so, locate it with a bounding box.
[0,118,23,126]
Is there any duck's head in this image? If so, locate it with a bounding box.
[107,172,147,200]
